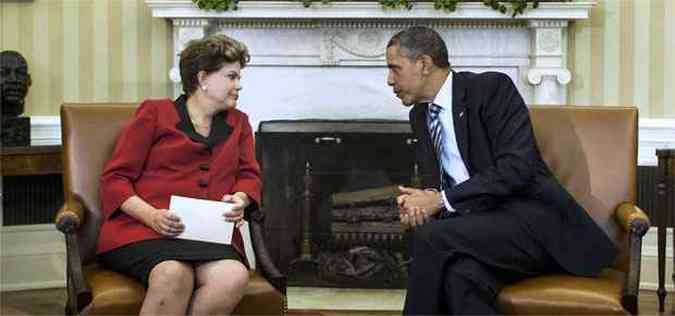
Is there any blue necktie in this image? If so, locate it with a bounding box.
[427,103,455,188]
[428,104,444,163]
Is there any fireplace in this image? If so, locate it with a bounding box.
[255,119,418,288]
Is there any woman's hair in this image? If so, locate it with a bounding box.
[179,34,250,95]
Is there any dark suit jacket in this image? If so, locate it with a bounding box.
[409,71,617,277]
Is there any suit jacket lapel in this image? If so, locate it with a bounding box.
[452,72,470,168]
[415,103,434,157]
[413,103,441,184]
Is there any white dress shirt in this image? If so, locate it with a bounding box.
[429,72,471,212]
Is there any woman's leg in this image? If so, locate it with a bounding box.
[189,259,249,316]
[140,260,195,316]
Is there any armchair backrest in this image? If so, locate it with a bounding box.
[61,103,138,264]
[528,106,638,272]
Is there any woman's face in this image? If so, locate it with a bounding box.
[200,62,242,110]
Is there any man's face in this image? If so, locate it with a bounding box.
[386,45,424,107]
[0,52,31,114]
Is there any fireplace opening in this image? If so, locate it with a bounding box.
[256,120,419,288]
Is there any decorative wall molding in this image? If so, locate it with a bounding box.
[638,119,675,166]
[206,20,529,30]
[527,68,571,85]
[26,116,675,166]
[527,19,569,28]
[172,18,209,27]
[29,116,61,146]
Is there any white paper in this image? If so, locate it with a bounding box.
[169,195,234,245]
[238,221,256,270]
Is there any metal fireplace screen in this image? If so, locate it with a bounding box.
[255,119,419,288]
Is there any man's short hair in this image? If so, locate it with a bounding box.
[387,26,450,69]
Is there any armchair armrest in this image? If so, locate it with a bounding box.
[54,200,93,314]
[55,199,85,234]
[248,208,287,295]
[615,202,650,236]
[614,202,650,316]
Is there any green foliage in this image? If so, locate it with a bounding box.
[382,0,540,17]
[431,0,461,12]
[298,0,333,9]
[192,0,239,11]
[379,0,414,10]
[191,0,541,17]
[481,0,540,17]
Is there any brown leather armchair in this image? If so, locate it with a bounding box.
[496,106,650,315]
[55,103,287,315]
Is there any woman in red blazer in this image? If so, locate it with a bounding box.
[97,34,260,315]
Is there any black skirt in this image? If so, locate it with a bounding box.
[98,238,241,286]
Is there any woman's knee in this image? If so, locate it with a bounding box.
[148,260,195,294]
[227,264,249,293]
[198,260,249,292]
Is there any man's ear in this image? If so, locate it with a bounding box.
[418,55,435,75]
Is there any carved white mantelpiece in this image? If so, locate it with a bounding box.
[145,0,595,128]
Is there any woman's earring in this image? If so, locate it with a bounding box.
[201,85,208,91]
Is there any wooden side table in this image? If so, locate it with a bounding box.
[1,145,63,225]
[1,145,62,176]
[657,149,675,312]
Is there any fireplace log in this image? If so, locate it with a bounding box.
[332,221,403,234]
[330,185,399,208]
[331,205,399,222]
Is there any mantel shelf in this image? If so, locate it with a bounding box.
[145,1,595,20]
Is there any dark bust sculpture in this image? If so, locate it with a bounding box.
[1,51,31,117]
[1,50,32,146]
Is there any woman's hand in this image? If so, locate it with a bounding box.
[120,196,184,236]
[221,192,250,223]
[146,208,184,236]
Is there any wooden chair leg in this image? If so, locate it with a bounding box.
[65,301,74,316]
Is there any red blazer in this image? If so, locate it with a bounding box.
[97,97,261,258]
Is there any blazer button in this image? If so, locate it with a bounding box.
[199,164,210,171]
[198,179,208,188]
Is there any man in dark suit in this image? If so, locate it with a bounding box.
[387,26,617,315]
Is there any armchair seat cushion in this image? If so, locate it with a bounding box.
[235,272,286,315]
[497,268,627,315]
[83,263,284,316]
[83,264,145,315]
